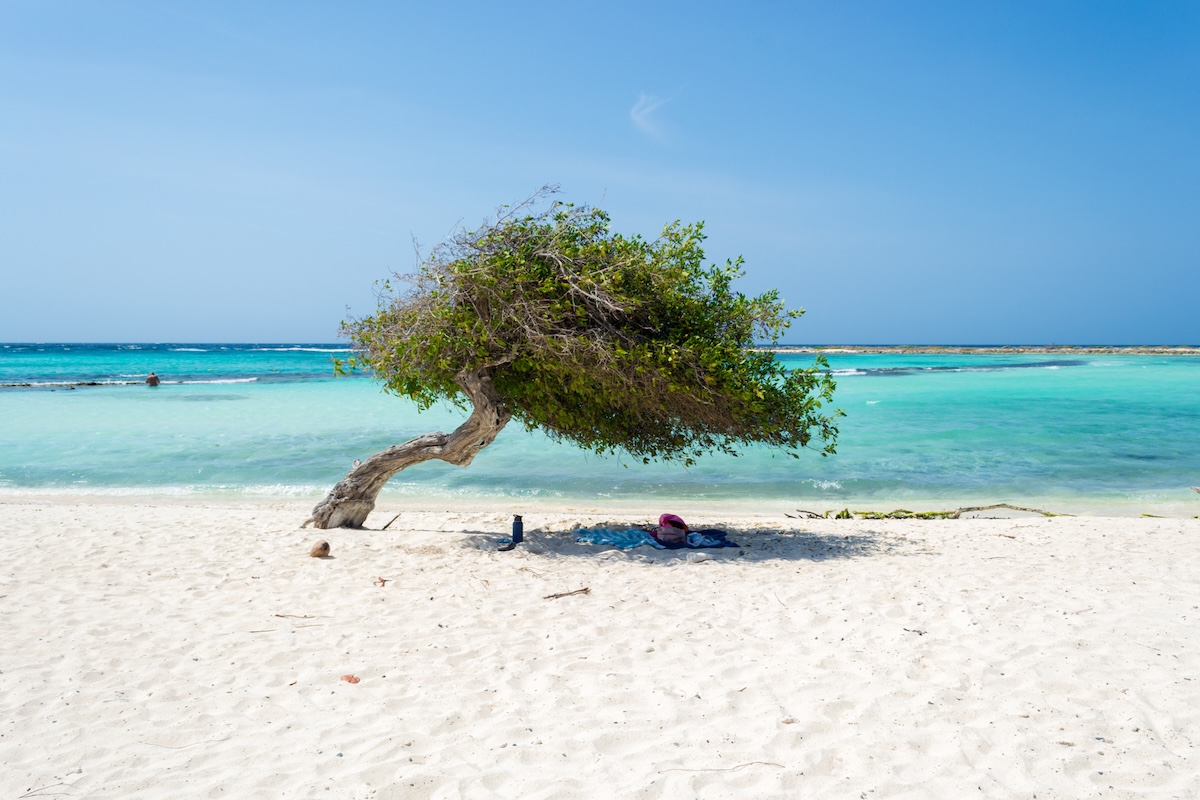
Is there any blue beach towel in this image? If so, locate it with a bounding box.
[671,529,740,549]
[575,528,664,549]
[574,528,739,550]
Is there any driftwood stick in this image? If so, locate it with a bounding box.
[947,503,1063,519]
[848,503,1066,520]
[544,587,590,600]
[658,761,785,773]
[381,513,402,531]
[20,783,72,799]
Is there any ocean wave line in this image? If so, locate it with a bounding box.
[1,377,260,388]
[251,347,351,353]
[823,358,1088,377]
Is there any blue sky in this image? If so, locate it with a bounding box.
[3,1,1197,344]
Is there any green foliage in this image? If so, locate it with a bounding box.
[344,192,840,466]
[853,509,957,520]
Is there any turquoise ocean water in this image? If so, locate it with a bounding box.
[2,343,1198,515]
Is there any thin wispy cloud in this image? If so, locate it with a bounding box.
[630,92,670,140]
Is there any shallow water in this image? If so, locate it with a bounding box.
[2,343,1198,515]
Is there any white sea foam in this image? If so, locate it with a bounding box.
[2,379,135,387]
[235,483,328,496]
[0,485,199,497]
[830,369,867,376]
[171,348,208,352]
[866,400,880,405]
[0,483,325,499]
[230,483,563,500]
[251,347,350,353]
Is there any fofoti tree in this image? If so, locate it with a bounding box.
[307,191,839,529]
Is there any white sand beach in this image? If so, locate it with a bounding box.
[2,499,1198,799]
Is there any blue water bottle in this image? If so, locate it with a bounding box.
[512,514,524,545]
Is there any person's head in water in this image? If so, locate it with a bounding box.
[145,372,160,387]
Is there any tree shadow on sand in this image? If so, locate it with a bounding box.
[460,525,911,563]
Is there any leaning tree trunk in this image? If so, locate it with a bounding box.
[306,368,511,529]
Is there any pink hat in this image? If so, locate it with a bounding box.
[658,513,688,531]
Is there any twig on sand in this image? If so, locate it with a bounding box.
[138,736,232,750]
[251,622,326,633]
[658,761,785,773]
[544,587,590,600]
[381,513,402,530]
[20,783,75,798]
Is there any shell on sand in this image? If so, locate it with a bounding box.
[309,539,331,558]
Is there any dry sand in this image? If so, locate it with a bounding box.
[2,499,1198,799]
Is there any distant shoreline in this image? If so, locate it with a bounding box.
[771,345,1200,355]
[4,342,1198,356]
